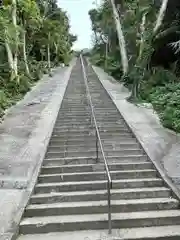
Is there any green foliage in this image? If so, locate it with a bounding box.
[0,90,10,117]
[142,74,180,132]
[105,57,123,79]
[140,68,178,100]
[89,0,180,132]
[0,0,76,118]
[90,52,105,66]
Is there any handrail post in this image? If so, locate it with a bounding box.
[108,181,112,234]
[90,112,93,126]
[96,130,98,162]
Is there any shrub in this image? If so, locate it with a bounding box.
[146,83,180,132]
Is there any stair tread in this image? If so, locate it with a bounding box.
[41,162,151,169]
[27,197,178,209]
[39,169,156,177]
[44,154,148,160]
[20,210,180,225]
[46,149,141,153]
[17,226,180,240]
[36,178,162,187]
[31,187,170,198]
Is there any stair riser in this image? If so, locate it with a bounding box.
[25,201,178,217]
[49,139,138,145]
[35,180,163,194]
[49,136,136,143]
[53,127,130,133]
[55,120,125,124]
[48,144,140,152]
[38,171,156,183]
[30,190,171,204]
[41,163,153,174]
[56,115,122,119]
[52,132,132,137]
[58,111,119,114]
[53,125,127,129]
[45,150,144,158]
[19,216,180,234]
[43,156,149,166]
[56,117,124,121]
[52,131,131,136]
[54,122,126,126]
[55,119,91,123]
[58,110,121,114]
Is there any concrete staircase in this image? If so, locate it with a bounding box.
[17,59,180,239]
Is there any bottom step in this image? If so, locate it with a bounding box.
[20,210,180,234]
[18,226,180,240]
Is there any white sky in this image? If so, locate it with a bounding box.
[58,0,101,50]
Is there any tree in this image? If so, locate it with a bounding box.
[89,0,171,100]
[0,0,76,117]
[0,0,20,81]
[110,0,128,75]
[18,0,41,76]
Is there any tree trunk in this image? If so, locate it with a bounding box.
[4,27,16,80]
[154,0,169,33]
[54,42,58,64]
[22,31,30,76]
[5,40,14,79]
[130,14,147,100]
[47,32,51,72]
[131,78,139,99]
[130,0,169,101]
[139,13,147,59]
[94,31,98,44]
[104,41,108,70]
[110,0,129,75]
[12,0,18,80]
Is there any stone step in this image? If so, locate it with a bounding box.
[25,198,178,217]
[55,120,91,124]
[56,119,123,124]
[41,162,153,174]
[56,116,123,121]
[57,115,91,119]
[45,149,144,158]
[60,106,117,109]
[53,123,126,128]
[48,141,139,149]
[57,115,121,120]
[59,110,119,114]
[49,138,138,146]
[34,178,163,194]
[58,112,120,116]
[52,129,131,135]
[53,126,130,132]
[54,121,125,126]
[48,142,139,150]
[20,210,180,234]
[59,108,89,111]
[52,131,132,137]
[16,226,180,240]
[49,135,136,143]
[30,187,171,204]
[43,155,149,165]
[38,170,157,183]
[48,145,140,153]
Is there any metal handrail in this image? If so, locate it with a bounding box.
[80,55,112,234]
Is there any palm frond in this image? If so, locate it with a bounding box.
[169,40,180,54]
